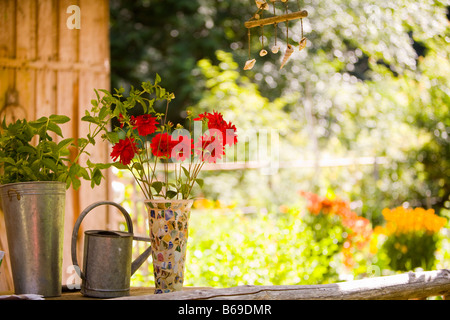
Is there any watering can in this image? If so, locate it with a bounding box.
[71,201,152,298]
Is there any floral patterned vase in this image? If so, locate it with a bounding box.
[145,199,193,294]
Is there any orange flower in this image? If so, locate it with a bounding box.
[300,190,375,270]
[381,206,447,236]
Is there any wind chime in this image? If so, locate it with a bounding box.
[244,0,308,70]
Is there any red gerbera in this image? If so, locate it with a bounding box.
[150,132,175,158]
[194,133,225,163]
[132,114,158,136]
[171,135,194,162]
[223,121,237,146]
[194,111,237,146]
[110,137,138,166]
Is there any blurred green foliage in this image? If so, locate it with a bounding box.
[111,0,450,285]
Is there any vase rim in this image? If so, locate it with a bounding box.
[144,198,194,204]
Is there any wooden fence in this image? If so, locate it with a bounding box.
[0,0,111,292]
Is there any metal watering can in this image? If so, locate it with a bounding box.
[71,201,152,298]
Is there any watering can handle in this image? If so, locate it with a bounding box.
[71,201,134,281]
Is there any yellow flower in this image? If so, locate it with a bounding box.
[381,206,447,235]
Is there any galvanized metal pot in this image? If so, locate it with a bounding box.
[0,181,66,297]
[145,199,193,294]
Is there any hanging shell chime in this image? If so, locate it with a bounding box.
[259,26,268,56]
[298,18,307,51]
[244,28,256,70]
[280,44,294,69]
[244,0,309,70]
[244,59,256,70]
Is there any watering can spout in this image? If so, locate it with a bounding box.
[131,238,152,275]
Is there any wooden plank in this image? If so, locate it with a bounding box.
[35,0,57,120]
[0,0,18,293]
[58,0,79,63]
[0,0,111,291]
[14,0,36,121]
[0,211,14,292]
[113,269,450,300]
[71,1,111,287]
[0,0,15,58]
[0,58,109,72]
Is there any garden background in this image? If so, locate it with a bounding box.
[107,0,450,288]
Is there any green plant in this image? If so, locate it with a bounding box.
[83,74,237,200]
[0,115,105,189]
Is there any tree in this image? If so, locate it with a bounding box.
[110,0,450,223]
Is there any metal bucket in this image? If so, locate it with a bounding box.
[0,181,66,297]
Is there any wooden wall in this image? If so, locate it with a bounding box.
[0,0,111,292]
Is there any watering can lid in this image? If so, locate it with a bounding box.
[84,230,133,238]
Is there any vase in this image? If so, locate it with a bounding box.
[144,199,193,294]
[0,181,66,297]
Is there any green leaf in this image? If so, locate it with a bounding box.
[112,162,128,170]
[132,162,143,171]
[195,178,204,188]
[98,106,109,121]
[94,163,113,170]
[57,138,74,151]
[69,163,81,176]
[33,117,48,124]
[65,176,72,189]
[105,131,119,144]
[81,115,99,125]
[181,166,190,178]
[92,168,103,186]
[17,146,36,155]
[180,184,190,197]
[72,176,81,190]
[166,190,178,199]
[155,73,161,84]
[98,89,112,97]
[0,157,16,165]
[151,181,163,194]
[47,122,63,137]
[41,158,58,172]
[78,167,90,180]
[49,115,70,124]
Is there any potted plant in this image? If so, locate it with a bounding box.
[0,115,106,297]
[82,74,238,293]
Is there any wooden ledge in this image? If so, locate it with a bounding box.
[113,269,450,300]
[3,269,449,300]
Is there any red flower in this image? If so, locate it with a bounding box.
[150,132,175,158]
[171,135,193,162]
[194,111,237,146]
[223,120,238,146]
[110,137,138,166]
[194,133,225,163]
[133,114,158,136]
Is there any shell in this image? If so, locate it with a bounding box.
[271,45,280,54]
[255,0,267,9]
[259,49,268,56]
[280,44,294,69]
[298,37,307,51]
[243,59,256,70]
